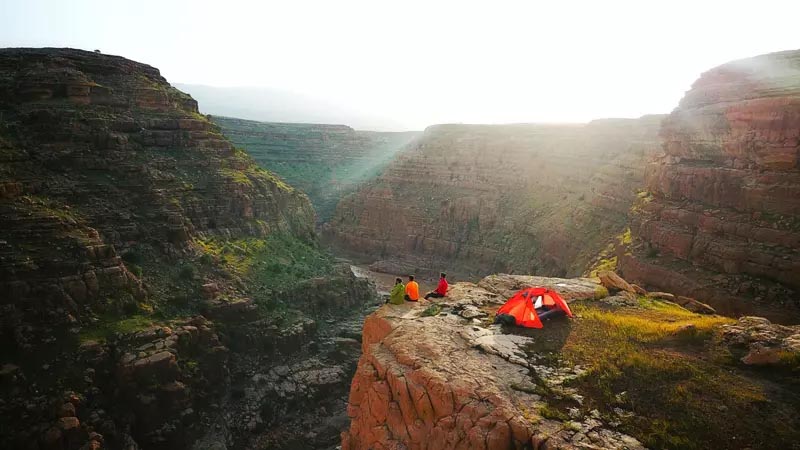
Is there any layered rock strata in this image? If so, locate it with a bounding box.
[620,49,800,321]
[325,117,664,278]
[0,48,314,344]
[213,116,419,222]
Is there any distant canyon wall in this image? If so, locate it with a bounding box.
[620,49,800,320]
[324,117,664,278]
[214,116,419,222]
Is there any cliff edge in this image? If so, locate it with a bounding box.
[342,274,800,449]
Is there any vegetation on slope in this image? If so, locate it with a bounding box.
[213,116,418,221]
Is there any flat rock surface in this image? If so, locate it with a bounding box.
[342,275,645,450]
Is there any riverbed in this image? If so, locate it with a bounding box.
[349,264,435,295]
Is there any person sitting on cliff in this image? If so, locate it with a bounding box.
[388,277,405,305]
[424,272,448,299]
[404,275,420,302]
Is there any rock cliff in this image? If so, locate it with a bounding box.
[325,118,664,278]
[343,274,800,450]
[0,48,378,450]
[0,47,314,347]
[213,116,419,222]
[620,49,800,321]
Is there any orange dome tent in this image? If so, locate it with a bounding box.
[496,287,573,328]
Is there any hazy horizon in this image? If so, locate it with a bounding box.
[3,0,799,130]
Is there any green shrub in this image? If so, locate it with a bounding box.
[122,249,145,265]
[129,264,143,277]
[421,304,442,317]
[178,263,197,280]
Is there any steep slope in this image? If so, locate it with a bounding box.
[213,116,419,222]
[342,275,800,450]
[0,48,314,336]
[325,117,664,278]
[0,48,376,450]
[620,49,800,321]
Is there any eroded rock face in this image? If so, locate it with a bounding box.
[0,48,316,347]
[342,275,644,450]
[325,117,664,278]
[621,49,800,321]
[0,48,335,450]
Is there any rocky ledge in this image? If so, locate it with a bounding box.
[342,273,800,450]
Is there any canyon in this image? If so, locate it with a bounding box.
[318,50,800,320]
[323,117,664,278]
[1,44,799,450]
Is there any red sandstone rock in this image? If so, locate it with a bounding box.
[598,271,636,294]
[621,50,800,322]
[674,296,717,315]
[57,402,76,418]
[342,275,643,450]
[722,316,800,366]
[631,284,647,295]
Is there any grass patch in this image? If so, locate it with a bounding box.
[537,404,569,421]
[421,304,442,317]
[619,228,632,245]
[219,167,253,186]
[194,233,333,305]
[523,300,800,450]
[78,314,154,343]
[20,195,80,221]
[194,237,267,276]
[593,285,609,299]
[589,256,617,278]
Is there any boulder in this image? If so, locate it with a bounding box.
[674,296,716,315]
[631,284,647,295]
[598,271,636,294]
[647,292,675,301]
[721,316,800,366]
[57,416,87,449]
[57,402,76,418]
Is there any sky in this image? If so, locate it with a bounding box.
[2,0,799,130]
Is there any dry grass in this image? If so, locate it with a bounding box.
[521,299,800,450]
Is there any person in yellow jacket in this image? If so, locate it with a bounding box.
[404,275,420,302]
[388,278,405,305]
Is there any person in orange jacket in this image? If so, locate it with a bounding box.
[425,272,448,299]
[404,275,420,302]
